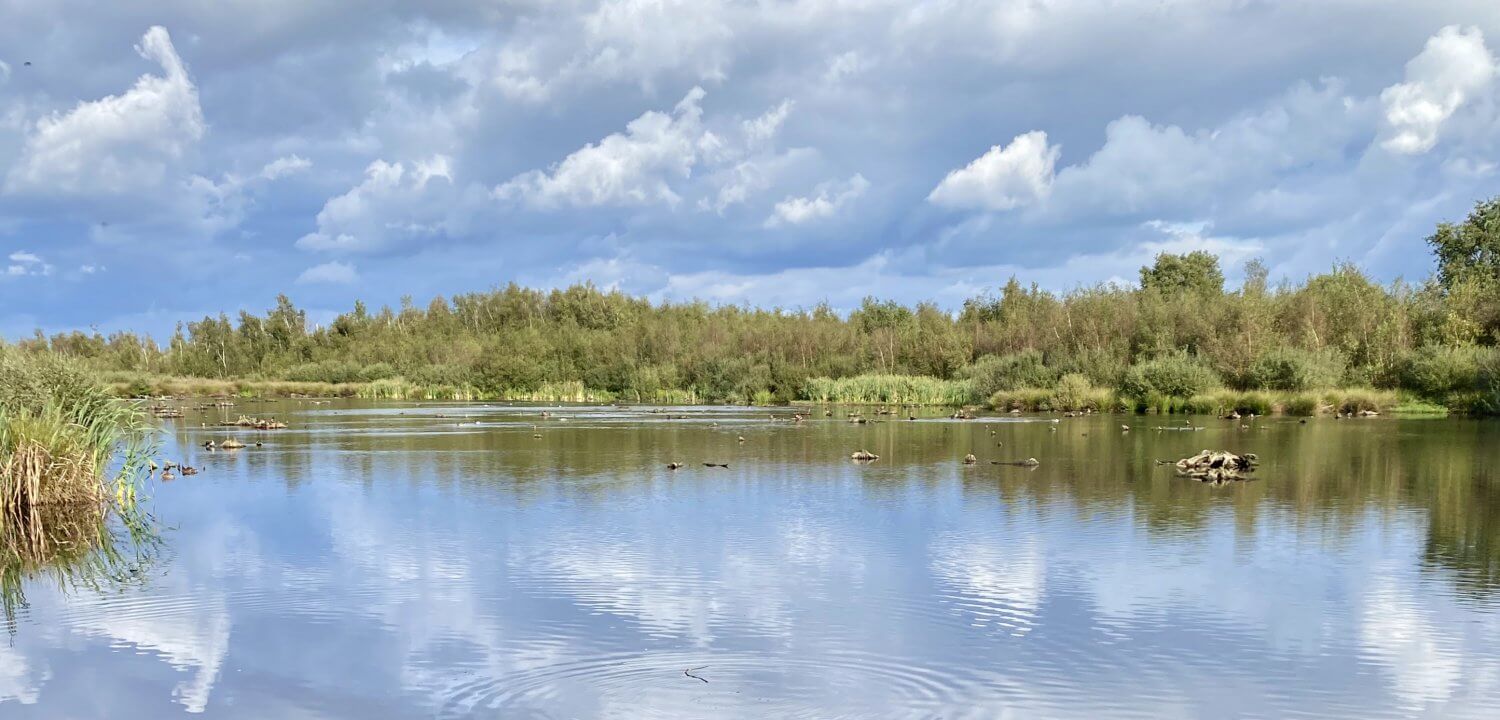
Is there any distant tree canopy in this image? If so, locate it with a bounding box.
[1139,251,1225,295]
[10,197,1500,409]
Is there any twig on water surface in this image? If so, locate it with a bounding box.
[684,666,709,683]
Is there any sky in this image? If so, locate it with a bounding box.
[2,1,1500,339]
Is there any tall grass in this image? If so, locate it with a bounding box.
[989,374,1119,412]
[802,375,978,405]
[1,348,154,576]
[500,381,614,403]
[357,377,481,401]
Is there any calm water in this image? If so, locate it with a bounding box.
[4,401,1500,718]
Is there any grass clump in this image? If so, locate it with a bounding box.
[1,348,154,581]
[988,374,1118,412]
[802,375,978,405]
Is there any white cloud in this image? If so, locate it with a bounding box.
[4,26,203,196]
[1380,25,1498,155]
[298,156,456,253]
[495,87,711,208]
[765,173,869,227]
[928,131,1059,211]
[822,51,870,85]
[743,99,793,146]
[581,0,734,87]
[297,260,359,284]
[258,154,312,180]
[5,250,53,277]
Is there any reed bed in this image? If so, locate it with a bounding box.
[802,375,978,405]
[1,349,154,588]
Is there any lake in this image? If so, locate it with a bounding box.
[4,401,1500,718]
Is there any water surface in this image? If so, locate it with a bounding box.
[4,401,1500,718]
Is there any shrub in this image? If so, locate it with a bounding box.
[1119,352,1220,400]
[1466,350,1500,415]
[1397,346,1482,398]
[961,350,1058,396]
[1246,347,1345,391]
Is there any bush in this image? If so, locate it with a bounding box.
[1119,352,1220,400]
[1246,347,1345,391]
[1464,350,1500,415]
[961,350,1058,396]
[1397,346,1489,399]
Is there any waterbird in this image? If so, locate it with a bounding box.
[737,436,745,443]
[161,470,176,481]
[667,462,684,470]
[703,462,729,468]
[1121,424,1130,431]
[963,453,977,465]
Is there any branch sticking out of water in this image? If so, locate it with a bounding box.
[684,666,708,683]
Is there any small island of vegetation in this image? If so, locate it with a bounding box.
[8,198,1500,417]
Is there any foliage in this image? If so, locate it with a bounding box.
[14,198,1500,414]
[1139,251,1225,295]
[1119,352,1221,401]
[1246,347,1346,391]
[960,350,1058,396]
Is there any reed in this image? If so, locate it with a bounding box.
[500,381,614,403]
[1,348,154,575]
[802,375,978,405]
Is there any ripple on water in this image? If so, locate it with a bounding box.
[434,649,996,720]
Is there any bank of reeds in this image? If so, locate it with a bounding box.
[1,349,153,576]
[100,371,366,399]
[499,381,615,403]
[1121,388,1401,416]
[802,375,978,405]
[988,374,1120,412]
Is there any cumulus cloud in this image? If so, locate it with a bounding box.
[5,26,203,195]
[928,131,1059,211]
[765,173,869,227]
[258,154,312,181]
[581,0,733,87]
[495,87,711,208]
[298,156,456,253]
[497,87,798,213]
[297,260,359,284]
[1380,25,1497,155]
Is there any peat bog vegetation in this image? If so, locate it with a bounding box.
[0,348,157,623]
[12,197,1500,416]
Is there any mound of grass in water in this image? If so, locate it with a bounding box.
[1,348,153,559]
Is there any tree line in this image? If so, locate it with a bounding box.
[13,198,1500,412]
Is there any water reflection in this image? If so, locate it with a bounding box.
[1,401,1499,717]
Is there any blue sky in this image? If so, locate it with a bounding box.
[2,1,1500,338]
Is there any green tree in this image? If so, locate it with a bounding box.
[1140,251,1225,295]
[1428,196,1500,289]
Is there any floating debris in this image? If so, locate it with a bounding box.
[703,462,730,468]
[992,458,1040,467]
[850,450,879,461]
[220,438,247,450]
[1174,450,1259,483]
